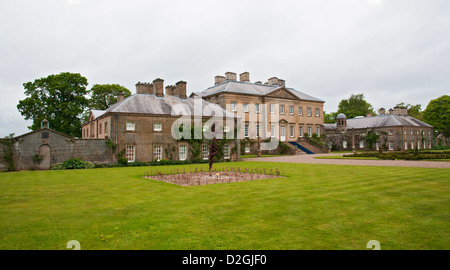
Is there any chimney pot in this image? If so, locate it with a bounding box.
[239,72,250,82]
[176,81,187,99]
[268,77,279,85]
[117,91,124,103]
[215,75,226,85]
[153,78,164,97]
[225,72,237,81]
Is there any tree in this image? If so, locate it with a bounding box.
[423,95,450,134]
[17,72,89,138]
[337,93,376,119]
[88,84,131,111]
[324,111,338,124]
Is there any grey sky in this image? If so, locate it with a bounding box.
[1,0,449,137]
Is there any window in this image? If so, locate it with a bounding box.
[290,126,294,137]
[417,130,419,135]
[203,124,209,132]
[341,128,345,133]
[224,125,230,133]
[417,140,421,149]
[376,131,380,135]
[388,130,393,135]
[307,108,312,117]
[299,126,303,137]
[126,122,135,131]
[280,105,285,114]
[429,141,432,149]
[289,106,294,115]
[423,141,426,149]
[126,145,135,162]
[271,124,275,137]
[298,107,303,116]
[179,145,187,161]
[256,125,260,137]
[404,130,407,135]
[389,142,394,150]
[202,144,209,160]
[224,144,230,159]
[411,141,414,149]
[316,127,320,136]
[343,141,348,149]
[411,130,413,135]
[255,104,260,113]
[245,146,250,153]
[359,141,364,148]
[154,145,162,161]
[154,123,162,131]
[308,127,312,137]
[244,103,249,113]
[270,104,275,114]
[244,124,249,137]
[376,142,380,151]
[99,123,102,134]
[315,108,320,117]
[231,102,237,112]
[105,122,108,133]
[405,142,408,150]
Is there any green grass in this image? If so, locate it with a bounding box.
[0,162,449,250]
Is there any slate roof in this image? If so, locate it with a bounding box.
[91,94,237,120]
[194,80,325,103]
[324,114,433,130]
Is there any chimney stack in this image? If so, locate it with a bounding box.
[393,106,402,115]
[378,108,386,115]
[239,72,250,82]
[268,77,279,86]
[135,82,154,94]
[165,85,176,96]
[389,108,394,115]
[153,78,164,98]
[215,75,226,85]
[117,91,124,103]
[401,107,408,116]
[278,79,285,87]
[225,72,237,81]
[255,81,262,84]
[176,81,187,99]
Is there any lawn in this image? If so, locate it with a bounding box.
[0,162,449,250]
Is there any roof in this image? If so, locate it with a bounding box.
[326,114,433,130]
[197,80,325,103]
[91,94,238,119]
[336,113,346,119]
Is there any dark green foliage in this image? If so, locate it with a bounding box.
[33,154,44,165]
[345,151,450,160]
[337,93,376,119]
[423,95,450,134]
[88,84,131,111]
[52,158,95,170]
[0,134,15,171]
[364,130,380,150]
[279,142,290,155]
[17,72,89,137]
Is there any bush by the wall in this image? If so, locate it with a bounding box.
[52,158,95,170]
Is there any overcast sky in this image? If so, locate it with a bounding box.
[0,0,449,137]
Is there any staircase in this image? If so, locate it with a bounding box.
[288,141,315,154]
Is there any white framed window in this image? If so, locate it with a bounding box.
[224,144,230,159]
[343,141,348,149]
[244,124,249,137]
[376,142,380,151]
[245,146,250,153]
[280,105,285,114]
[423,141,426,149]
[289,106,294,115]
[126,145,135,162]
[405,142,408,150]
[126,122,135,131]
[256,125,260,137]
[429,141,432,149]
[202,144,209,160]
[359,141,364,148]
[308,127,312,137]
[316,127,320,136]
[179,145,187,161]
[153,123,162,131]
[224,125,230,133]
[315,108,320,117]
[389,142,394,150]
[243,103,249,112]
[307,108,312,117]
[388,130,393,135]
[255,104,260,113]
[290,126,294,137]
[417,130,419,135]
[299,126,303,137]
[153,145,162,161]
[231,102,237,112]
[376,131,380,135]
[411,130,413,135]
[417,140,421,149]
[404,130,407,135]
[299,107,303,116]
[271,124,275,137]
[270,104,275,114]
[411,141,414,149]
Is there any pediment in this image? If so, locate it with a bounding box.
[264,87,299,100]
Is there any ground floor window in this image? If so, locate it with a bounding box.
[202,144,209,160]
[417,140,421,149]
[299,126,303,137]
[389,142,394,151]
[245,146,250,153]
[308,127,312,137]
[411,141,414,149]
[271,124,275,137]
[405,141,408,150]
[376,142,380,151]
[154,145,162,161]
[343,141,347,149]
[126,145,135,162]
[224,144,230,159]
[290,126,294,137]
[179,145,186,161]
[359,141,364,148]
[316,127,320,136]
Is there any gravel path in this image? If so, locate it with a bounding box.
[243,153,450,169]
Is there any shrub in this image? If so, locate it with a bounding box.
[51,158,95,170]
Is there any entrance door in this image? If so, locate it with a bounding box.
[280,126,286,141]
[39,145,51,170]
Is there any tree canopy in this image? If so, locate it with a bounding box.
[337,93,376,119]
[423,95,450,135]
[17,72,89,138]
[89,84,131,111]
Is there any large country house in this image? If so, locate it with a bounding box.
[82,78,240,163]
[192,72,328,154]
[324,107,434,151]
